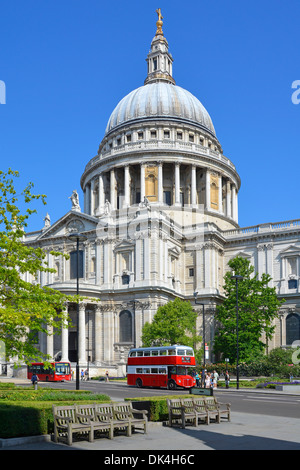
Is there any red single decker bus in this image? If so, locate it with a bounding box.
[127,345,196,390]
[27,362,71,382]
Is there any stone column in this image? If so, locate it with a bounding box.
[158,162,163,203]
[232,185,237,222]
[61,305,69,362]
[90,179,95,216]
[174,162,180,206]
[226,180,231,218]
[218,175,222,213]
[97,173,105,214]
[78,303,86,365]
[94,305,102,365]
[124,165,130,207]
[46,325,54,361]
[140,164,145,201]
[110,169,115,209]
[191,165,197,206]
[205,170,210,210]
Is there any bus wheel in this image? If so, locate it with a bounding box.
[136,378,143,388]
[168,380,177,390]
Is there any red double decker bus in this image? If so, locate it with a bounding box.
[27,362,71,382]
[127,345,196,390]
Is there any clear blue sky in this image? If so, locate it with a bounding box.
[0,0,299,232]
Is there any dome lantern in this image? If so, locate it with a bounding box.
[144,8,175,86]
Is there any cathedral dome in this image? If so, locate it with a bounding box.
[105,82,216,137]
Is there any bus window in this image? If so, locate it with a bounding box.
[159,350,167,356]
[136,368,143,373]
[130,351,136,357]
[177,349,185,355]
[168,349,176,355]
[55,363,70,375]
[151,350,158,356]
[185,349,194,356]
[159,368,166,374]
[143,368,150,374]
[137,351,143,356]
[144,351,150,356]
[151,368,158,373]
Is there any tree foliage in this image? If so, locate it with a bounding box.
[0,169,76,363]
[214,256,284,363]
[141,297,201,348]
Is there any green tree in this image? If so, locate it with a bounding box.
[141,297,201,348]
[0,169,76,363]
[214,256,284,363]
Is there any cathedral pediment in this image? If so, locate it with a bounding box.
[279,245,300,257]
[36,210,98,241]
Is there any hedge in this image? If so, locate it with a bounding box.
[0,389,111,439]
[0,398,112,439]
[126,395,187,422]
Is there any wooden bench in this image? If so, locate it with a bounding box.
[94,402,131,437]
[75,403,114,439]
[193,396,220,424]
[52,405,94,446]
[167,398,199,429]
[166,396,231,428]
[113,402,148,434]
[205,396,231,422]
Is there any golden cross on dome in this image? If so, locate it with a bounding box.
[156,8,163,22]
[155,8,164,35]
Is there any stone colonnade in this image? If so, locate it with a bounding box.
[84,162,238,223]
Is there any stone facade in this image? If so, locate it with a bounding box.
[21,16,300,375]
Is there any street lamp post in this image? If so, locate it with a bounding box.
[68,232,87,390]
[194,292,205,367]
[231,274,243,390]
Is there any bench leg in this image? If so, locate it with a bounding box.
[67,424,73,446]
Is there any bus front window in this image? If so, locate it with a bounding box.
[55,363,70,375]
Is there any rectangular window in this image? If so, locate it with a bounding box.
[189,268,194,277]
[70,250,84,279]
[138,132,144,140]
[164,130,170,139]
[151,368,158,374]
[126,134,131,142]
[288,279,298,289]
[150,130,157,138]
[177,131,182,140]
[151,350,159,356]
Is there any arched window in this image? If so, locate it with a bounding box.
[119,310,133,343]
[286,313,300,345]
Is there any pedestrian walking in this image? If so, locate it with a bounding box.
[31,373,39,386]
[213,370,219,389]
[81,369,84,381]
[205,372,211,388]
[105,370,109,382]
[225,370,230,389]
[195,372,200,387]
[201,368,206,388]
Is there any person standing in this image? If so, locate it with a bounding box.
[213,370,219,389]
[201,368,206,388]
[225,370,230,389]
